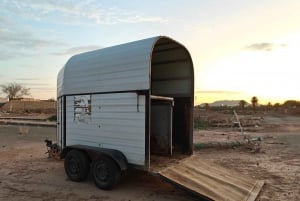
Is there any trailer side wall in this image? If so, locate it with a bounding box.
[65,92,146,165]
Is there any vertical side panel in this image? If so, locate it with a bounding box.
[63,96,66,148]
[65,92,146,166]
[56,97,62,148]
[145,93,150,170]
[57,96,66,149]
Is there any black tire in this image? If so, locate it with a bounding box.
[92,156,121,190]
[64,149,90,182]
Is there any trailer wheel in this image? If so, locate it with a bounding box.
[92,156,120,190]
[64,149,90,182]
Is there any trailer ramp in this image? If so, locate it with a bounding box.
[158,155,264,201]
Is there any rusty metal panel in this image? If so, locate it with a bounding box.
[158,155,264,201]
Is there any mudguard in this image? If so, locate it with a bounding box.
[60,145,128,171]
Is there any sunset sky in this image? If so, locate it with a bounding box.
[1,0,300,105]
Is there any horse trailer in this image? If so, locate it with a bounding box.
[47,36,263,200]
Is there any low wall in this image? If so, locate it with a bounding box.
[0,101,56,113]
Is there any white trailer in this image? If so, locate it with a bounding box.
[48,36,264,200]
[55,36,194,189]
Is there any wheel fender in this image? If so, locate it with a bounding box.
[61,145,128,171]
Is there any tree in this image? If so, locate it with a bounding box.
[251,96,258,111]
[283,100,300,108]
[274,103,280,111]
[204,103,209,111]
[1,82,30,100]
[267,102,272,111]
[239,100,247,109]
[47,98,56,102]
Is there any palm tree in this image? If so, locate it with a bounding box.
[239,100,247,109]
[204,103,209,111]
[251,96,258,112]
[267,102,272,111]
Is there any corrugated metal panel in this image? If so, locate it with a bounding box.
[158,155,264,201]
[57,65,65,99]
[152,47,189,62]
[65,92,146,165]
[58,36,194,98]
[152,80,191,96]
[152,62,191,79]
[58,37,158,97]
[151,39,193,97]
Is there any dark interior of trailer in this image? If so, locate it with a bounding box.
[149,37,194,165]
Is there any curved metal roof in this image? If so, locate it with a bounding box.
[57,36,193,97]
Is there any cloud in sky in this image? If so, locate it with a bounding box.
[245,42,287,51]
[0,23,66,59]
[0,79,50,86]
[52,45,104,56]
[30,87,56,91]
[17,82,55,95]
[196,90,242,95]
[0,0,167,60]
[2,0,168,25]
[0,29,49,49]
[16,78,40,81]
[0,15,39,45]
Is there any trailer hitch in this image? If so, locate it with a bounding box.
[45,139,60,159]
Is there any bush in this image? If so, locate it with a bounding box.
[194,118,212,129]
[47,115,57,121]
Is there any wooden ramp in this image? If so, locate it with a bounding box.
[158,155,264,201]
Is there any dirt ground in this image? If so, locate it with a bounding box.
[194,115,300,201]
[0,114,299,201]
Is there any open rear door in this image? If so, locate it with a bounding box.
[158,155,264,201]
[150,95,173,156]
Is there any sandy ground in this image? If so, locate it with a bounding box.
[195,115,300,201]
[0,114,299,201]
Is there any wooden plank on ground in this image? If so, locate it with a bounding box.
[158,155,264,201]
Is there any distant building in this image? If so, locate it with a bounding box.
[0,97,9,103]
[10,98,40,102]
